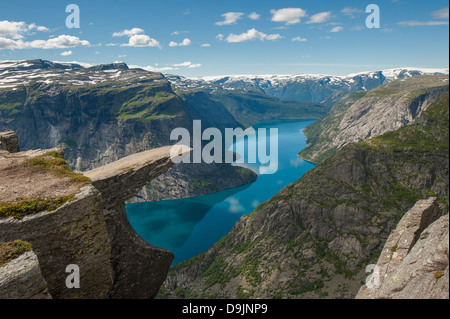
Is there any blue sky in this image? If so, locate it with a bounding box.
[1,0,448,76]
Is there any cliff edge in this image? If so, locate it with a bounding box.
[0,132,190,299]
[356,198,448,299]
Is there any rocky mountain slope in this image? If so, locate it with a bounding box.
[161,77,449,299]
[356,198,448,299]
[0,59,259,201]
[169,67,449,105]
[299,75,449,163]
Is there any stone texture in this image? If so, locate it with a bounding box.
[0,131,19,153]
[0,141,190,299]
[0,250,51,299]
[300,75,449,163]
[356,198,449,299]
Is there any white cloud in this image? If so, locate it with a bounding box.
[398,20,449,26]
[173,61,192,67]
[1,34,90,50]
[226,198,244,213]
[266,34,283,40]
[122,34,160,48]
[0,37,18,49]
[169,38,191,47]
[432,7,449,20]
[307,12,332,24]
[110,28,160,48]
[130,64,174,72]
[0,20,48,39]
[399,7,449,27]
[292,36,308,42]
[248,12,261,20]
[29,35,90,49]
[201,43,211,47]
[341,7,363,18]
[215,12,244,26]
[216,34,224,40]
[112,28,144,37]
[270,8,307,25]
[60,50,73,56]
[330,26,344,32]
[130,61,201,73]
[171,30,190,35]
[172,61,201,68]
[225,28,282,43]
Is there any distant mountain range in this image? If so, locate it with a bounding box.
[168,67,449,105]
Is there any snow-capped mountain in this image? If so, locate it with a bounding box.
[168,67,449,105]
[0,59,166,89]
[1,60,448,106]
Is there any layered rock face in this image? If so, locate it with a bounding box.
[0,250,51,299]
[0,132,19,153]
[0,133,189,299]
[300,75,449,163]
[0,60,257,202]
[357,198,448,299]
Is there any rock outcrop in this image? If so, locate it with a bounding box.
[299,75,449,163]
[0,131,19,153]
[0,60,257,202]
[0,132,190,299]
[0,249,51,299]
[356,198,448,299]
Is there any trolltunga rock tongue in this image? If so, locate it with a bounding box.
[83,145,191,205]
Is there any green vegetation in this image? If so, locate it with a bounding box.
[0,240,32,266]
[211,88,329,127]
[434,270,445,279]
[202,256,240,289]
[22,152,91,185]
[299,91,368,163]
[0,195,76,220]
[300,76,449,163]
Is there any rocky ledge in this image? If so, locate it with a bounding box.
[357,198,449,299]
[0,132,190,299]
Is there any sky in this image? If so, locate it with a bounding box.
[0,0,449,77]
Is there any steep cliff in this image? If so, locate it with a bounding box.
[0,243,51,299]
[161,83,449,299]
[356,198,448,299]
[0,133,190,299]
[0,59,256,201]
[299,75,449,163]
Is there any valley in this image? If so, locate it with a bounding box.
[1,60,448,300]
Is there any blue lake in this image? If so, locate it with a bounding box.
[126,119,316,265]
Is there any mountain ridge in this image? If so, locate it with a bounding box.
[161,75,449,299]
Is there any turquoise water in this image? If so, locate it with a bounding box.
[126,119,316,265]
